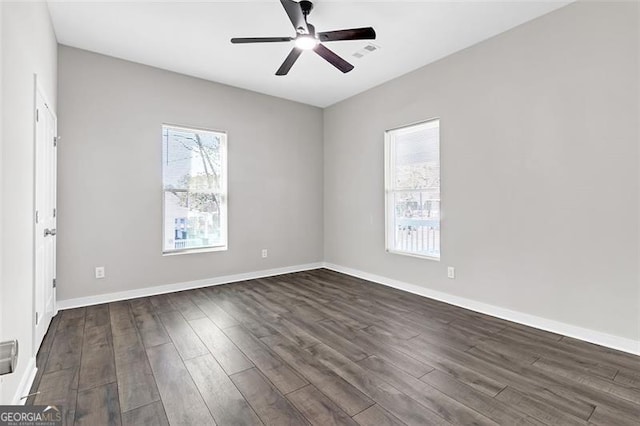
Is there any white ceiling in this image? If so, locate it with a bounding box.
[47,1,571,107]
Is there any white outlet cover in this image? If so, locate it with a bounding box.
[95,267,105,279]
[447,267,455,279]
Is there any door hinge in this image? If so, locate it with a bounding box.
[36,109,39,122]
[53,208,56,218]
[35,312,39,326]
[35,210,39,224]
[53,136,58,147]
[52,278,56,288]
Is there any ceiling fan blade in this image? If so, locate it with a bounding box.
[318,27,376,42]
[231,37,293,44]
[313,43,354,73]
[276,47,303,75]
[280,0,308,34]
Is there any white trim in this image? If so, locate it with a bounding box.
[323,262,640,356]
[11,357,37,405]
[56,262,323,310]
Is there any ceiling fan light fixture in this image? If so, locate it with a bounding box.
[231,0,375,75]
[295,35,318,50]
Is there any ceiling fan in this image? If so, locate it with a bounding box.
[230,0,376,76]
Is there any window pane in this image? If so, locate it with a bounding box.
[163,126,223,192]
[391,191,440,258]
[162,125,227,253]
[386,119,440,259]
[393,123,439,190]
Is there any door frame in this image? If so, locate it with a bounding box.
[32,75,57,355]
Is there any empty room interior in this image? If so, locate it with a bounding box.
[1,0,639,425]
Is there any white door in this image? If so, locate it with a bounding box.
[34,83,57,350]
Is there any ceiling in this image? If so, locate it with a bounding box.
[47,1,571,107]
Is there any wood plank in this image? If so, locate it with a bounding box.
[504,327,635,372]
[409,336,596,420]
[468,340,540,367]
[168,291,206,320]
[224,325,308,394]
[588,404,640,426]
[60,307,86,320]
[78,324,116,391]
[146,343,215,425]
[266,317,320,350]
[286,385,358,426]
[121,401,169,426]
[112,329,160,412]
[495,386,588,426]
[358,355,498,425]
[615,368,640,389]
[353,405,405,426]
[284,315,368,362]
[148,294,176,313]
[488,330,619,379]
[109,301,137,336]
[421,369,542,426]
[34,367,79,426]
[129,298,170,348]
[189,317,254,375]
[189,289,240,328]
[184,354,262,426]
[27,314,62,404]
[532,357,640,405]
[559,336,640,370]
[307,343,451,425]
[45,310,85,373]
[230,368,310,426]
[75,382,122,426]
[393,338,507,397]
[262,336,374,417]
[158,310,208,360]
[85,304,111,329]
[320,320,434,378]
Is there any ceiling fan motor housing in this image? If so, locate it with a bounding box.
[300,1,314,18]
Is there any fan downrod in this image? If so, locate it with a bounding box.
[299,1,313,18]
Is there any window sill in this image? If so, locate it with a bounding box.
[386,249,440,261]
[163,245,228,256]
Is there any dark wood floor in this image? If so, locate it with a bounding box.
[28,269,639,425]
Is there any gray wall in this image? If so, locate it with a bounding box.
[1,1,58,403]
[57,46,323,301]
[323,1,639,341]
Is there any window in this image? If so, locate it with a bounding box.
[162,125,227,254]
[385,119,440,259]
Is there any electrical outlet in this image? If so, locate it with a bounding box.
[447,267,455,279]
[261,249,268,258]
[95,266,105,279]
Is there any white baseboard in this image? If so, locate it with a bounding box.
[11,357,37,405]
[56,262,323,310]
[323,262,640,356]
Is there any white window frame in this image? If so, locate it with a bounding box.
[384,118,441,261]
[162,124,228,255]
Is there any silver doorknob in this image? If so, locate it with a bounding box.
[44,228,57,237]
[0,340,18,375]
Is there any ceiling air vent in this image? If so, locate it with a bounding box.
[352,43,380,59]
